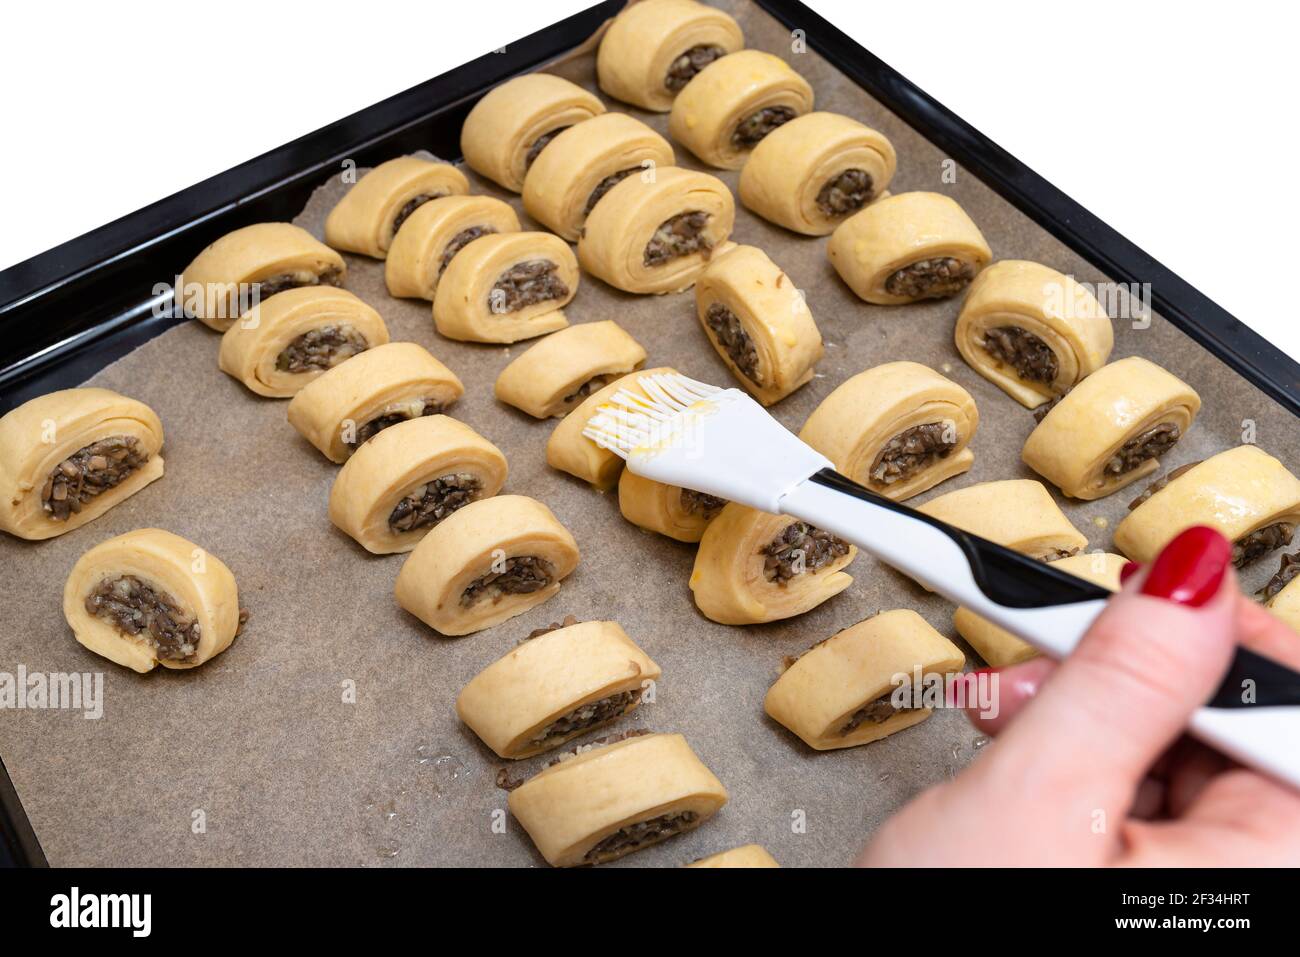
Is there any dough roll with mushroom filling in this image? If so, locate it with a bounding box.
[324,156,469,259]
[218,287,389,397]
[917,479,1088,564]
[578,167,735,295]
[691,503,857,625]
[433,232,577,343]
[0,389,164,541]
[1263,555,1300,633]
[668,50,814,170]
[596,0,744,112]
[799,361,978,502]
[686,844,780,868]
[394,495,579,636]
[329,415,507,555]
[764,610,965,750]
[955,552,1126,667]
[384,196,521,300]
[495,321,646,419]
[461,74,605,193]
[456,620,660,759]
[827,192,992,305]
[62,528,245,674]
[546,366,677,490]
[507,731,728,867]
[178,222,345,332]
[955,260,1114,408]
[523,113,675,241]
[1022,357,1201,500]
[619,470,728,544]
[694,245,823,405]
[739,112,897,235]
[1115,446,1300,567]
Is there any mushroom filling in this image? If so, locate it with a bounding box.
[584,167,639,216]
[1105,423,1181,476]
[885,257,978,300]
[391,192,444,238]
[981,325,1059,384]
[1257,552,1300,601]
[488,260,569,314]
[560,373,620,411]
[1232,522,1296,569]
[528,689,638,747]
[1128,460,1202,511]
[255,264,343,300]
[731,105,797,149]
[816,168,874,217]
[348,396,450,450]
[680,487,727,520]
[438,226,497,275]
[869,423,955,486]
[643,211,712,267]
[42,436,150,521]
[85,575,200,662]
[839,687,924,735]
[461,556,555,607]
[665,43,727,91]
[275,324,368,373]
[762,521,851,583]
[704,302,760,382]
[388,472,482,534]
[525,127,570,168]
[584,810,700,862]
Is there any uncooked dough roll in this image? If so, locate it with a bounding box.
[383,195,521,300]
[63,528,245,674]
[694,245,823,405]
[954,552,1126,667]
[798,361,979,501]
[1022,357,1201,500]
[1114,446,1300,567]
[764,610,965,750]
[917,479,1088,561]
[739,112,897,235]
[394,495,579,636]
[456,620,660,759]
[522,113,675,241]
[218,287,389,398]
[618,470,727,543]
[691,503,857,625]
[0,388,164,541]
[668,50,814,170]
[460,74,605,192]
[324,156,470,259]
[433,232,577,343]
[1263,556,1300,633]
[329,415,508,555]
[596,0,744,112]
[578,167,735,295]
[507,732,728,867]
[494,321,647,419]
[827,192,992,304]
[686,845,779,868]
[955,259,1114,407]
[178,222,345,332]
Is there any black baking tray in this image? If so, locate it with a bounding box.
[2,0,1297,868]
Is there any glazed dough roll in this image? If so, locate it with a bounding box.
[691,504,857,625]
[63,528,244,674]
[668,50,814,170]
[596,0,744,112]
[1022,357,1201,500]
[384,196,521,300]
[324,156,470,259]
[827,192,992,304]
[433,232,577,343]
[329,415,507,555]
[0,388,164,541]
[461,74,605,192]
[799,361,978,502]
[578,167,735,295]
[522,113,675,241]
[394,495,579,636]
[956,260,1114,407]
[456,620,660,758]
[495,321,647,419]
[287,342,464,463]
[178,222,345,332]
[694,245,823,405]
[739,112,897,235]
[917,480,1088,562]
[218,287,389,397]
[764,610,965,750]
[507,732,728,867]
[619,470,727,544]
[1114,446,1300,567]
[686,845,779,868]
[954,552,1126,667]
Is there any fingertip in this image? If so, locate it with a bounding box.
[962,657,1056,736]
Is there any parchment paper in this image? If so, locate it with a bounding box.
[3,0,1297,867]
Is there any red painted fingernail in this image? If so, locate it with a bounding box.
[1139,525,1231,608]
[1119,561,1141,584]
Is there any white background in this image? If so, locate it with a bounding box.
[3,0,1297,362]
